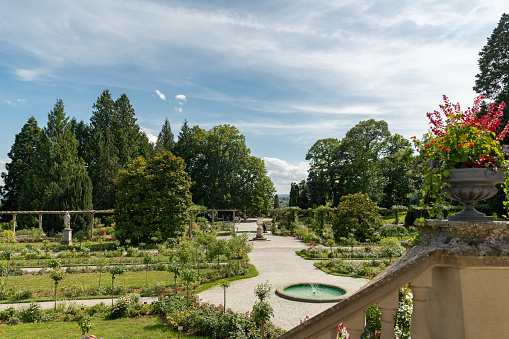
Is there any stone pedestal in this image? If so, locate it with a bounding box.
[61,212,72,245]
[420,220,509,338]
[251,225,269,241]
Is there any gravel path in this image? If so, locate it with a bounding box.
[198,221,368,330]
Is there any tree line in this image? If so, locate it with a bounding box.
[289,13,509,214]
[0,90,275,233]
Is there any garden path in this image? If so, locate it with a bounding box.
[198,220,368,330]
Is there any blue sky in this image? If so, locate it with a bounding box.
[0,1,506,194]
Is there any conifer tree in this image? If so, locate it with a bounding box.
[1,117,40,215]
[155,118,175,153]
[18,100,92,231]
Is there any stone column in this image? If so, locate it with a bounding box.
[38,213,43,229]
[12,214,17,235]
[89,212,95,239]
[61,212,72,245]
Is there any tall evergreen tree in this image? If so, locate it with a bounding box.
[289,183,299,207]
[474,13,509,101]
[18,100,93,231]
[1,117,40,215]
[473,13,509,214]
[87,90,153,209]
[273,194,280,209]
[155,118,175,153]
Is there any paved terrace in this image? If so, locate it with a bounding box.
[198,220,368,330]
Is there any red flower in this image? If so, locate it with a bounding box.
[470,142,474,147]
[458,143,463,147]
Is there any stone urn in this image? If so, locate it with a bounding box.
[443,168,505,221]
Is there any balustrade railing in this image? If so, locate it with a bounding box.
[278,247,438,339]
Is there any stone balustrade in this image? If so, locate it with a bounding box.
[279,220,509,339]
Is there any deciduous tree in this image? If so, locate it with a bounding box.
[114,151,192,244]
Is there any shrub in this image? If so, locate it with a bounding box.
[108,295,131,319]
[379,224,408,238]
[377,237,405,258]
[331,193,383,243]
[19,303,42,323]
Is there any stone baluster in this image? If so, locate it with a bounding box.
[378,289,399,339]
[342,310,366,338]
[410,269,432,339]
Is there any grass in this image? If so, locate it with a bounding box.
[381,211,408,224]
[0,316,206,338]
[195,264,258,293]
[4,270,179,292]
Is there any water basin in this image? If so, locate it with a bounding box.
[276,283,351,303]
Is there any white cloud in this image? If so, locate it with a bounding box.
[175,94,186,102]
[140,127,158,144]
[174,106,183,113]
[155,90,166,101]
[4,99,26,106]
[15,69,42,82]
[264,157,309,194]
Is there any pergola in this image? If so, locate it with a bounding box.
[0,210,115,236]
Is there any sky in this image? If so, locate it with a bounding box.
[0,1,507,195]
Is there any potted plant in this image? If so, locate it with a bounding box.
[413,94,509,221]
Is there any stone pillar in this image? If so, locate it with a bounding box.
[38,213,43,229]
[421,220,509,338]
[61,212,72,245]
[12,214,16,235]
[89,212,95,239]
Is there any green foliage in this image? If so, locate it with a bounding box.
[0,117,40,216]
[251,300,274,326]
[474,13,509,102]
[155,117,175,153]
[108,295,131,319]
[18,100,93,232]
[19,303,42,323]
[395,286,413,339]
[283,206,301,231]
[115,151,192,244]
[0,230,15,243]
[273,194,280,209]
[86,90,153,210]
[50,269,66,282]
[377,237,406,258]
[254,281,272,301]
[312,205,331,233]
[364,304,381,337]
[331,193,383,243]
[173,123,275,213]
[73,230,88,246]
[379,224,408,238]
[77,314,93,335]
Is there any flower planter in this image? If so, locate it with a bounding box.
[443,168,505,221]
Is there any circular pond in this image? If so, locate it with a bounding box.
[276,283,351,303]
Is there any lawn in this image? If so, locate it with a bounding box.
[0,316,207,338]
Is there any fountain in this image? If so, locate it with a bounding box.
[276,283,351,303]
